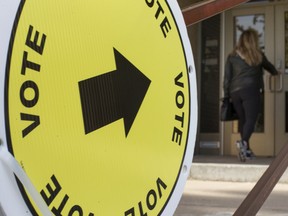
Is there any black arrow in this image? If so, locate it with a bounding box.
[78,48,151,136]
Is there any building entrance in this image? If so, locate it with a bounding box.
[224,2,288,156]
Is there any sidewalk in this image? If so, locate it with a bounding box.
[174,155,288,216]
[174,179,288,216]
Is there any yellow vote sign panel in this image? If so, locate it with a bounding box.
[0,0,197,215]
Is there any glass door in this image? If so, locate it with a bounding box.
[224,4,277,156]
[274,4,288,155]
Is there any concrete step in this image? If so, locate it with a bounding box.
[189,155,288,183]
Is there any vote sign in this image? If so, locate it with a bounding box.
[0,0,197,215]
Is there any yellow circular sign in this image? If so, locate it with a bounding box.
[3,0,197,215]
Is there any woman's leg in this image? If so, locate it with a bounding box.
[231,91,245,140]
[240,87,261,149]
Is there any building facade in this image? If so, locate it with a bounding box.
[179,0,288,156]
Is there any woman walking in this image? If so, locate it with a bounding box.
[223,29,278,161]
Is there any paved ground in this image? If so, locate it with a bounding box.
[174,179,288,216]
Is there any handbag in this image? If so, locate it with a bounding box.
[220,97,238,121]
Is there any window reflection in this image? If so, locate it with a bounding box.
[234,15,265,50]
